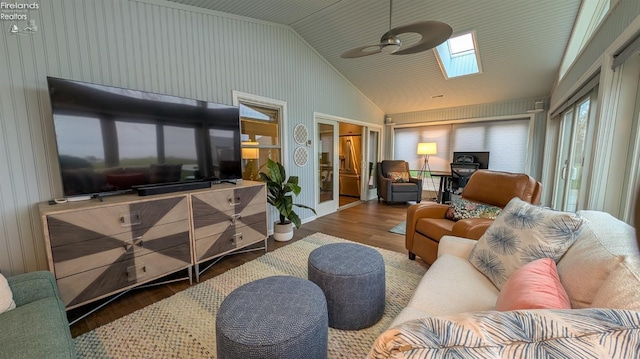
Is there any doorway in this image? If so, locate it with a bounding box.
[314,114,382,217]
[338,123,364,207]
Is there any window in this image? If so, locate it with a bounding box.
[393,118,531,173]
[448,33,475,57]
[239,103,281,180]
[559,0,610,79]
[434,31,482,78]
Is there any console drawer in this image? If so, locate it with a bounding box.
[192,203,266,240]
[195,220,267,261]
[57,242,191,307]
[191,185,266,218]
[47,196,189,247]
[52,219,190,279]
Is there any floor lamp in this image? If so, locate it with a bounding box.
[417,142,438,199]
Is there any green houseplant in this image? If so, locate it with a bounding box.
[259,158,316,241]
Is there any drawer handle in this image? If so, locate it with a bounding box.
[119,211,142,227]
[231,233,242,246]
[229,214,242,225]
[124,236,144,254]
[228,196,241,206]
[127,264,147,282]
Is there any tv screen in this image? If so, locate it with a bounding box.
[47,77,242,197]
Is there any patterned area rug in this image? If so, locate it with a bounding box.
[74,232,427,358]
[389,221,406,235]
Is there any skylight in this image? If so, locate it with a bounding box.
[448,33,475,57]
[435,31,482,79]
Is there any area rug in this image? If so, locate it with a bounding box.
[74,232,427,358]
[389,220,406,235]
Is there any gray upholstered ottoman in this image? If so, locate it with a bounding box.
[308,243,385,330]
[216,276,328,359]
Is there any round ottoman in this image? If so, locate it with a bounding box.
[216,276,328,359]
[308,243,385,330]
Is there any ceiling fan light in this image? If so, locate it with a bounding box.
[380,35,401,54]
[381,43,400,54]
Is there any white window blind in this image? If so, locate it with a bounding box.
[394,118,530,173]
[452,119,530,173]
[394,124,451,172]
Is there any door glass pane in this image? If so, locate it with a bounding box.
[318,123,334,204]
[554,109,573,210]
[368,131,379,190]
[566,98,590,211]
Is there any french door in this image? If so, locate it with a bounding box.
[553,94,593,211]
[366,128,381,200]
[315,118,339,217]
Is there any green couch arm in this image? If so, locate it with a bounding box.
[7,271,60,307]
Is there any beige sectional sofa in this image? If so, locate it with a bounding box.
[370,210,640,357]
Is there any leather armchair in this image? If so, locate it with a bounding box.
[377,160,422,204]
[406,170,542,264]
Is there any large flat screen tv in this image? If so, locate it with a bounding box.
[47,77,242,198]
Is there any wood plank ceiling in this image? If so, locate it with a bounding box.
[168,0,582,114]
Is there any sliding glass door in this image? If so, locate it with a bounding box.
[553,95,592,211]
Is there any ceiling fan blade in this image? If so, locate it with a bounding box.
[383,21,453,55]
[340,45,383,58]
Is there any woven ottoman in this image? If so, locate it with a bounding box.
[216,276,328,359]
[308,243,385,330]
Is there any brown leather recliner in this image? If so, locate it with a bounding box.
[406,170,542,264]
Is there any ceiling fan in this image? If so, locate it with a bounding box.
[340,0,453,59]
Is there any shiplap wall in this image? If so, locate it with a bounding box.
[387,97,548,181]
[0,0,384,276]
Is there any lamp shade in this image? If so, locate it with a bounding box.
[417,142,437,155]
[241,142,259,159]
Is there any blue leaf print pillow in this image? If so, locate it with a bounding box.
[468,197,585,289]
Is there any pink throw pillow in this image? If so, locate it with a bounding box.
[495,258,571,311]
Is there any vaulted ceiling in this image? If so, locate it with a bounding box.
[168,0,582,114]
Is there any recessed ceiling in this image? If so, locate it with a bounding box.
[169,0,582,114]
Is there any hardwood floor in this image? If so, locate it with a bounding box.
[68,199,428,338]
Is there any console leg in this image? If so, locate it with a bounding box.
[408,252,416,260]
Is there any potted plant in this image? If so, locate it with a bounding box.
[259,158,316,241]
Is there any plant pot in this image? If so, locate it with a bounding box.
[273,221,294,242]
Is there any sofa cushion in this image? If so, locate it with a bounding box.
[416,218,455,242]
[372,308,640,358]
[448,198,502,221]
[591,258,640,311]
[0,297,76,358]
[495,258,570,311]
[391,254,499,327]
[0,273,15,314]
[387,171,409,183]
[557,210,638,308]
[469,197,584,289]
[392,182,419,192]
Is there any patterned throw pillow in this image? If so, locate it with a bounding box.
[387,171,410,183]
[446,198,502,221]
[0,273,16,314]
[468,197,585,290]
